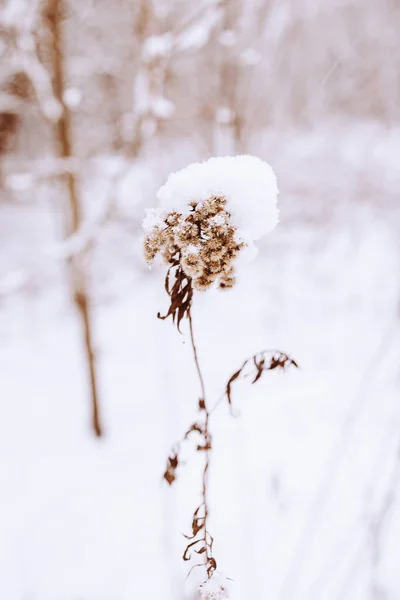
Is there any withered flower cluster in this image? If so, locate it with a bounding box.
[144,195,245,291]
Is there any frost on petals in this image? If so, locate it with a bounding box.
[143,155,279,291]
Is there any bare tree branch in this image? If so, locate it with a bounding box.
[44,0,103,437]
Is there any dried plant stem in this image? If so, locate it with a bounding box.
[188,307,213,574]
[188,308,206,402]
[202,443,211,568]
[161,271,297,581]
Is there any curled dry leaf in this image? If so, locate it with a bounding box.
[225,350,298,407]
[207,557,217,579]
[157,256,193,332]
[182,502,216,577]
[184,503,206,539]
[163,450,179,485]
[183,538,206,561]
[197,443,212,452]
[185,422,204,439]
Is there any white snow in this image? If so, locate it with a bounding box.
[143,34,173,61]
[1,0,39,29]
[142,207,164,233]
[41,97,63,121]
[183,243,200,255]
[210,214,226,226]
[141,116,158,137]
[176,22,212,51]
[155,155,279,243]
[132,70,150,115]
[234,238,259,267]
[176,8,221,52]
[218,30,238,47]
[63,87,82,109]
[150,95,175,119]
[6,173,34,192]
[1,124,400,600]
[215,107,234,125]
[199,574,230,599]
[0,270,27,296]
[240,48,261,66]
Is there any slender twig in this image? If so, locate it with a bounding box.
[188,306,214,576]
[209,395,224,415]
[163,305,297,580]
[188,308,206,402]
[202,423,211,569]
[159,261,296,583]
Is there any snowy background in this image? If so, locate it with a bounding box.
[1,1,400,599]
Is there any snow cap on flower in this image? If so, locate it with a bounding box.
[156,155,278,242]
[143,155,279,291]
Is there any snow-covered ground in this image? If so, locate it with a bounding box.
[1,125,400,600]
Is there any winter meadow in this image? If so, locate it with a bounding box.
[1,1,400,599]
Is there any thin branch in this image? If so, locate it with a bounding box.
[162,298,297,581]
[188,306,215,577]
[188,307,206,402]
[156,236,296,582]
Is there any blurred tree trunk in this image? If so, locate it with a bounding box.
[45,0,103,437]
[120,0,150,158]
[214,0,244,155]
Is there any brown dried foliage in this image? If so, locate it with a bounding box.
[157,255,193,332]
[225,350,298,408]
[162,343,298,581]
[183,503,216,579]
[163,450,179,485]
[150,194,298,584]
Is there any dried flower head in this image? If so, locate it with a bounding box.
[144,195,245,290]
[143,155,278,291]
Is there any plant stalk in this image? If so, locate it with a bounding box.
[188,307,213,574]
